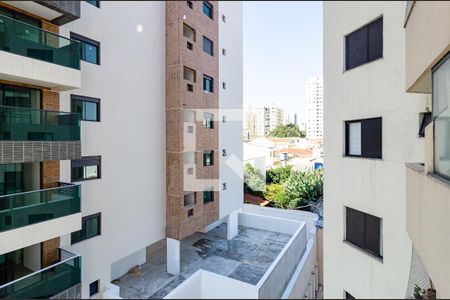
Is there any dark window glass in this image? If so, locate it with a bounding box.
[90,280,99,296]
[203,113,214,129]
[0,164,23,196]
[187,1,193,9]
[71,156,101,182]
[345,118,382,159]
[86,0,100,7]
[0,6,40,27]
[203,190,214,204]
[345,207,382,259]
[345,17,383,70]
[203,36,213,56]
[71,213,101,244]
[203,151,214,166]
[71,33,100,65]
[71,95,100,122]
[203,75,214,93]
[203,1,213,19]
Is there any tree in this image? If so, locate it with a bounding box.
[263,184,285,202]
[268,123,304,138]
[243,163,266,196]
[284,169,323,207]
[266,165,293,184]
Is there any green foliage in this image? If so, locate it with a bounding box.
[299,130,306,138]
[266,165,293,184]
[243,163,266,196]
[268,123,303,138]
[263,184,284,201]
[284,169,323,207]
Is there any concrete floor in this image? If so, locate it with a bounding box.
[114,223,292,299]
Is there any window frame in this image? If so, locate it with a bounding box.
[345,117,382,159]
[71,94,101,122]
[203,150,214,166]
[89,280,100,297]
[431,52,450,181]
[202,1,213,19]
[71,213,101,245]
[344,16,383,71]
[70,32,101,65]
[203,36,214,56]
[203,112,214,129]
[71,156,102,182]
[203,189,214,204]
[203,75,214,93]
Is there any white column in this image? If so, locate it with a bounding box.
[166,238,180,275]
[227,211,239,240]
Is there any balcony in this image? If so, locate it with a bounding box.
[4,1,80,25]
[0,14,81,91]
[0,106,81,163]
[0,183,81,254]
[0,248,81,299]
[406,163,450,298]
[404,1,450,93]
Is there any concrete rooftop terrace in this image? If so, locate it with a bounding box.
[114,223,292,299]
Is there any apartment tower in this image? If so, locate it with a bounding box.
[306,77,323,140]
[0,1,243,299]
[324,2,427,298]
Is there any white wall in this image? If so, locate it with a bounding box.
[219,1,244,219]
[323,2,427,298]
[110,248,146,281]
[58,2,166,298]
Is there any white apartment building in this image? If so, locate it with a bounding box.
[284,110,298,126]
[306,77,323,140]
[264,103,284,136]
[324,2,427,299]
[0,1,320,299]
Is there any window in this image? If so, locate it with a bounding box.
[71,156,101,182]
[85,0,100,8]
[222,183,227,190]
[203,151,214,166]
[222,48,226,56]
[203,75,214,93]
[345,17,383,70]
[71,95,100,122]
[222,149,227,156]
[222,82,226,89]
[345,207,382,259]
[183,23,196,41]
[203,189,214,204]
[71,213,101,244]
[418,112,432,138]
[203,1,213,19]
[203,113,214,129]
[89,280,99,296]
[188,209,194,217]
[183,66,196,82]
[184,193,195,206]
[203,36,213,56]
[222,14,226,22]
[187,1,193,9]
[222,115,226,123]
[70,32,100,65]
[432,52,450,180]
[345,118,382,159]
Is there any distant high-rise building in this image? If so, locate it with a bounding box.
[284,110,298,125]
[306,77,323,140]
[264,103,284,135]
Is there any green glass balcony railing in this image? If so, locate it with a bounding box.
[0,183,81,232]
[0,106,81,141]
[0,249,81,299]
[0,14,80,69]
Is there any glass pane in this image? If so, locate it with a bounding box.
[349,122,361,156]
[84,102,98,121]
[84,43,98,64]
[84,165,98,179]
[85,217,98,238]
[72,100,83,115]
[433,56,450,179]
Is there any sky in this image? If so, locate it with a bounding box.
[243,1,323,122]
